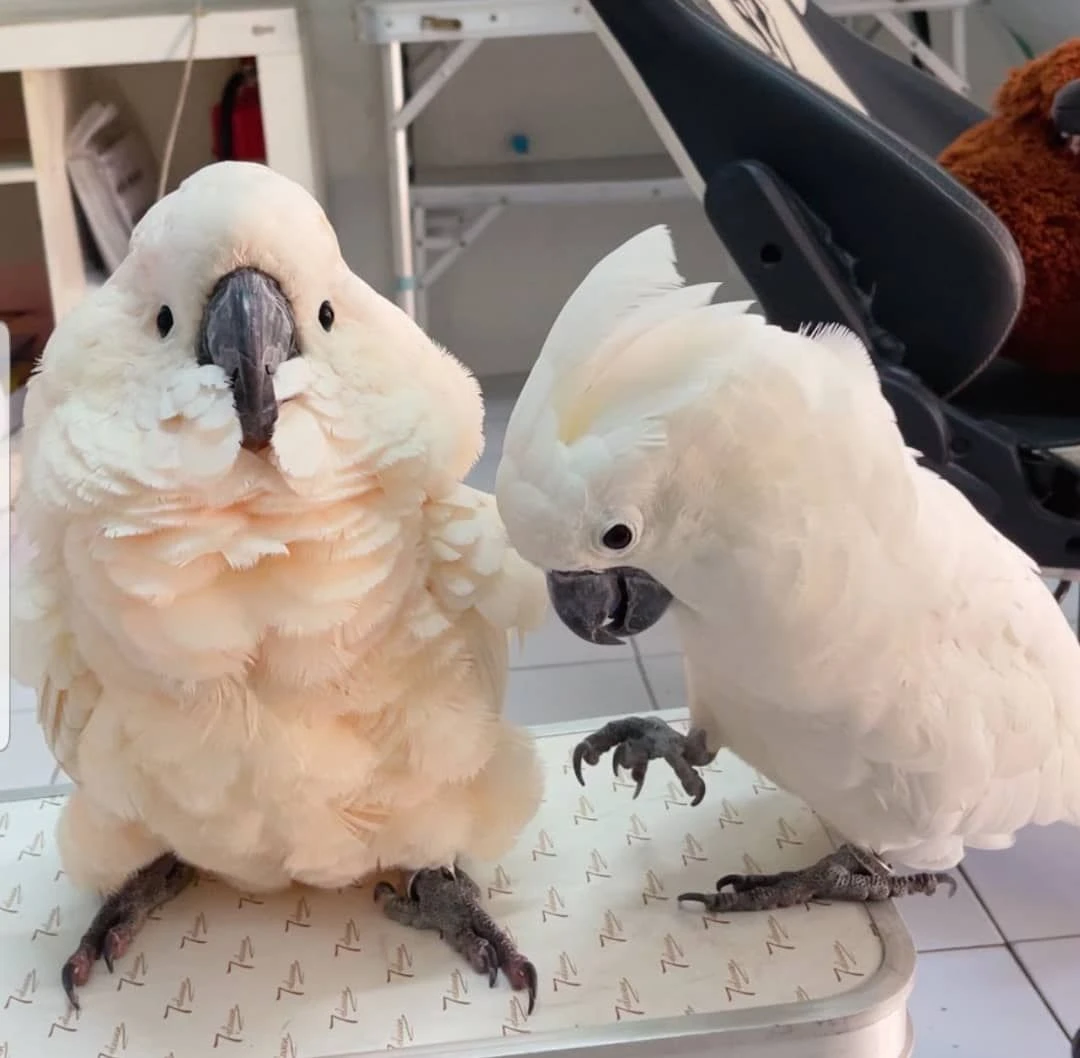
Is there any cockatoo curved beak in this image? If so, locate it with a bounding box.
[198,267,299,451]
[546,568,672,645]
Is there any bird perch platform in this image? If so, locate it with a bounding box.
[0,710,914,1057]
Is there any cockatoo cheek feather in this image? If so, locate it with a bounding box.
[13,162,543,896]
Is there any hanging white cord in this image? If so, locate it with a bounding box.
[156,2,203,201]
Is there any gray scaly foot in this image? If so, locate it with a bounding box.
[572,715,715,803]
[678,843,957,912]
[375,866,537,1013]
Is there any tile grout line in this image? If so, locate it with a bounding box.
[958,863,1071,1041]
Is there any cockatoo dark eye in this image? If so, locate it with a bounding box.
[318,300,334,332]
[601,523,635,552]
[156,306,174,338]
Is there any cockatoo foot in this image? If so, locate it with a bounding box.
[678,843,957,912]
[374,866,538,1013]
[61,853,196,1010]
[572,715,714,803]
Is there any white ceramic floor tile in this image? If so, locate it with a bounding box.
[962,824,1080,941]
[510,611,635,668]
[632,613,683,657]
[1015,937,1080,1039]
[0,710,60,795]
[639,652,688,710]
[897,869,1002,952]
[908,947,1067,1057]
[505,659,653,727]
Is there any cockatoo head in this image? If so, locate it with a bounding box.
[26,161,482,504]
[495,226,887,644]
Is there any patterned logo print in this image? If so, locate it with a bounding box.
[833,941,865,983]
[717,799,743,829]
[532,829,556,860]
[642,869,668,906]
[487,865,512,898]
[553,952,580,992]
[0,885,20,915]
[572,795,597,825]
[0,811,8,838]
[335,918,363,956]
[659,934,689,974]
[795,985,811,1002]
[226,937,254,973]
[48,1006,78,1038]
[276,960,305,1000]
[4,969,36,1009]
[386,943,414,982]
[442,969,470,1010]
[18,830,44,861]
[118,952,148,992]
[724,960,756,1002]
[765,915,795,955]
[542,886,568,922]
[503,995,532,1036]
[664,781,690,811]
[681,834,707,866]
[285,896,311,932]
[598,910,626,947]
[625,813,650,845]
[775,818,803,850]
[32,905,60,941]
[387,1014,414,1049]
[614,977,644,1020]
[752,772,778,795]
[585,849,611,884]
[329,986,358,1027]
[236,892,264,909]
[163,978,194,1018]
[99,1021,128,1057]
[212,1004,244,1046]
[180,913,209,948]
[277,1032,299,1058]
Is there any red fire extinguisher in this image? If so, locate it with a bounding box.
[212,58,267,163]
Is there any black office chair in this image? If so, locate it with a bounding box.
[586,0,1080,575]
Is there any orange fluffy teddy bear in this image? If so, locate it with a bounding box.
[939,38,1080,375]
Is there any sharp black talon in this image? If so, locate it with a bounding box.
[373,881,396,902]
[677,891,709,907]
[942,875,958,898]
[61,965,79,1011]
[524,962,538,1016]
[103,949,114,974]
[631,768,646,799]
[572,744,588,786]
[612,744,626,776]
[715,874,739,890]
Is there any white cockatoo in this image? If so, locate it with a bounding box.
[13,161,546,1010]
[495,224,1080,913]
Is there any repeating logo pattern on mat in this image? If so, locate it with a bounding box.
[0,720,884,1056]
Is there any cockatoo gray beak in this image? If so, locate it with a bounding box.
[546,568,673,645]
[198,267,299,451]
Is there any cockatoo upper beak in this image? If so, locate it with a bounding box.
[198,266,299,451]
[546,568,672,645]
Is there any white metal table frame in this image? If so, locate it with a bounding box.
[354,0,980,326]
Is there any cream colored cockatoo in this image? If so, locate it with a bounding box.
[495,224,1080,914]
[13,161,546,1011]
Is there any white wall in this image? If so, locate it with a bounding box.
[297,1,1028,379]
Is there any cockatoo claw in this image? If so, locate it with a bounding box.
[570,715,715,804]
[677,845,958,912]
[60,853,195,1011]
[377,865,539,1013]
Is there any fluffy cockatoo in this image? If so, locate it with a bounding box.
[495,224,1080,914]
[13,161,546,1010]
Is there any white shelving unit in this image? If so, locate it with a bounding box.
[356,0,980,326]
[0,1,322,425]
